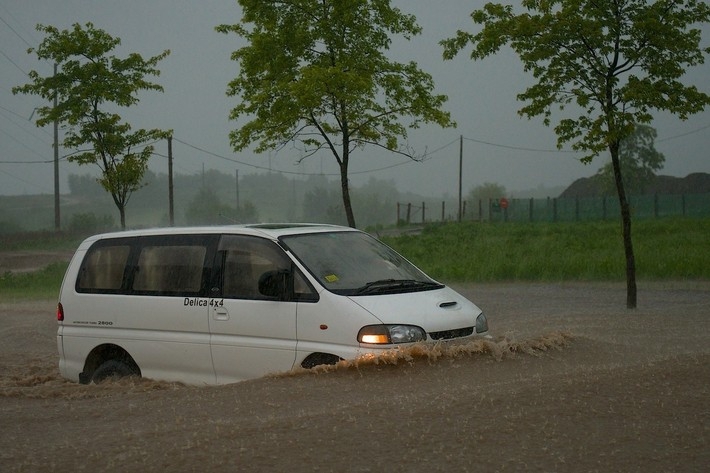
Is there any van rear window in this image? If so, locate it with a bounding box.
[77,245,130,291]
[76,235,216,296]
[133,245,206,294]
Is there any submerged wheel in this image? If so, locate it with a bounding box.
[91,360,139,383]
[301,353,342,369]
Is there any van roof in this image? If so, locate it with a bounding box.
[82,223,358,243]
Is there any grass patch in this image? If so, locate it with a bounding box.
[0,231,84,252]
[1,218,707,302]
[0,262,68,302]
[383,218,710,282]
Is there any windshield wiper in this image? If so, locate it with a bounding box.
[354,279,442,295]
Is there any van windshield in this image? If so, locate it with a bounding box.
[280,231,443,296]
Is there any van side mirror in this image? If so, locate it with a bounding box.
[258,269,289,300]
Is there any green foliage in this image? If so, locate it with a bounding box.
[442,0,710,161]
[58,170,408,227]
[352,177,401,228]
[467,182,507,203]
[0,262,68,301]
[384,219,710,282]
[185,187,259,225]
[594,125,665,196]
[185,187,231,225]
[442,0,710,307]
[302,186,347,225]
[13,22,171,229]
[217,0,454,227]
[0,232,83,252]
[68,213,115,234]
[301,176,401,226]
[0,220,23,235]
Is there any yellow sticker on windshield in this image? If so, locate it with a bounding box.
[324,274,339,283]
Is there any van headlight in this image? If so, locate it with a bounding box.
[358,324,427,344]
[476,313,488,334]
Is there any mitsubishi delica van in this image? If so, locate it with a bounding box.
[57,224,488,385]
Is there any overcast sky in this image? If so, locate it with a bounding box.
[1,0,709,198]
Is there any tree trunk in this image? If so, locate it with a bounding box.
[109,191,127,230]
[610,141,637,309]
[338,127,356,228]
[119,204,126,230]
[340,161,356,228]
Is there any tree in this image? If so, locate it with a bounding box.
[442,0,710,308]
[595,125,665,196]
[467,182,507,203]
[13,23,170,229]
[216,0,454,228]
[186,187,259,225]
[302,186,347,225]
[186,187,232,225]
[352,177,401,228]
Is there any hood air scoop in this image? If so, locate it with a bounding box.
[438,301,458,308]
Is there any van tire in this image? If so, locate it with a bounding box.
[91,360,138,383]
[301,353,342,369]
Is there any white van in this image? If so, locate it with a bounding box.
[57,224,488,385]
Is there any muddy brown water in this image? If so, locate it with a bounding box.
[1,282,709,472]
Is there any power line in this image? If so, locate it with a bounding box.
[0,139,161,164]
[0,12,35,49]
[173,137,332,176]
[462,122,710,152]
[0,104,35,121]
[3,122,708,168]
[0,104,53,148]
[172,136,448,177]
[657,123,710,142]
[0,167,47,192]
[0,11,35,76]
[0,127,51,162]
[0,48,28,76]
[462,135,579,153]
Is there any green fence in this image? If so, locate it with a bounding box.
[398,193,710,224]
[495,194,710,222]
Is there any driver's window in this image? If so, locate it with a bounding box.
[217,235,319,301]
[218,236,290,300]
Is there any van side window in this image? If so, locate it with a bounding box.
[133,245,206,294]
[217,235,316,301]
[218,236,289,299]
[77,245,131,291]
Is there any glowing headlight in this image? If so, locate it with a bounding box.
[358,324,427,344]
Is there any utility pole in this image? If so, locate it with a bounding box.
[53,63,60,232]
[235,169,240,211]
[458,135,463,222]
[168,134,174,226]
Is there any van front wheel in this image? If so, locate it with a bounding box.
[301,353,342,369]
[91,360,138,383]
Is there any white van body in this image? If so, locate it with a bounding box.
[57,224,488,385]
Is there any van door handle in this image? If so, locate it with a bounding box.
[213,307,229,321]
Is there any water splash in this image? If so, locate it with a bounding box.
[279,331,574,377]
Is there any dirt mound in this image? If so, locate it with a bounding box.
[559,172,710,198]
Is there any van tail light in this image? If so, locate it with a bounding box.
[57,302,64,322]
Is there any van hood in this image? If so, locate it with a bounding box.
[347,286,482,334]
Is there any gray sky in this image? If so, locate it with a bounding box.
[1,0,709,198]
